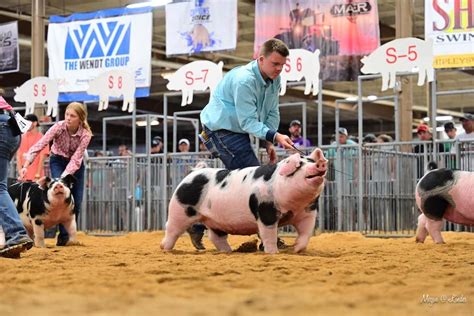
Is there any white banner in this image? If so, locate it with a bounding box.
[425,1,474,68]
[0,21,19,74]
[166,0,237,55]
[47,7,152,102]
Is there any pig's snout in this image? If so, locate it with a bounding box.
[53,183,65,194]
[315,159,327,174]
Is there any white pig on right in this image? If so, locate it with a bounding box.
[361,37,434,91]
[415,167,474,244]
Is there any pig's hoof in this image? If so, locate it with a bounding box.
[258,237,287,251]
[235,239,258,253]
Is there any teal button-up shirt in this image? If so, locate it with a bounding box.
[200,60,280,142]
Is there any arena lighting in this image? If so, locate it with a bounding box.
[126,0,172,9]
[422,115,453,122]
[345,96,358,102]
[367,95,378,101]
[136,119,159,126]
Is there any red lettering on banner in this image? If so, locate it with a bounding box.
[41,84,46,96]
[185,71,194,85]
[454,0,474,30]
[408,45,418,61]
[118,76,122,89]
[296,57,302,71]
[202,69,208,82]
[432,0,450,31]
[284,59,291,73]
[108,75,114,89]
[386,47,397,64]
[33,84,38,97]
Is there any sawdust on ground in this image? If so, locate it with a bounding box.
[0,231,473,316]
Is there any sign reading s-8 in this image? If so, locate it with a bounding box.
[361,38,434,91]
[280,49,320,97]
[86,70,135,112]
[48,7,152,102]
[166,61,224,106]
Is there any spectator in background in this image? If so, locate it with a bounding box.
[443,122,457,169]
[332,127,356,146]
[151,136,163,154]
[178,138,190,153]
[16,114,49,181]
[288,120,311,147]
[118,144,132,156]
[456,113,474,140]
[377,134,393,144]
[362,133,377,144]
[413,124,444,179]
[413,124,444,154]
[443,122,457,152]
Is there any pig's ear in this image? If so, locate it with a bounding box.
[62,174,77,188]
[279,154,301,176]
[36,176,51,190]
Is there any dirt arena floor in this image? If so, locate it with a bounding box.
[0,231,472,316]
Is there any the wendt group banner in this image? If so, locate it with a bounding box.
[0,21,19,74]
[254,0,380,81]
[166,0,237,55]
[425,0,474,68]
[48,7,152,102]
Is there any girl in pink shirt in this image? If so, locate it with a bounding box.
[20,102,92,246]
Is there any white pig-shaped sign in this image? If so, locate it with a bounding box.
[86,69,136,112]
[361,38,434,91]
[166,61,224,106]
[280,49,320,96]
[14,77,59,117]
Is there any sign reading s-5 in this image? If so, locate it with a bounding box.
[360,38,434,91]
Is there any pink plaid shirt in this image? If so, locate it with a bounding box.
[0,96,13,110]
[26,121,91,177]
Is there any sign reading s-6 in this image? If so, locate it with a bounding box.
[280,49,320,97]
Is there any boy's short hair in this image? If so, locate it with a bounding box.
[259,38,289,58]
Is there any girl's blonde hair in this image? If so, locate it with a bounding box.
[66,102,93,136]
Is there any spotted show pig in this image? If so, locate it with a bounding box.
[360,38,434,91]
[8,176,77,248]
[166,61,224,106]
[280,49,320,96]
[415,168,474,244]
[161,148,328,254]
[14,77,59,117]
[86,70,136,112]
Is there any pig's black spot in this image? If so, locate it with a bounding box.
[176,174,209,206]
[210,228,228,237]
[253,164,277,181]
[419,169,454,191]
[185,206,198,217]
[308,196,320,211]
[423,195,449,221]
[242,175,247,182]
[215,169,230,184]
[248,194,279,225]
[34,219,43,226]
[249,194,259,220]
[220,181,227,189]
[257,201,279,226]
